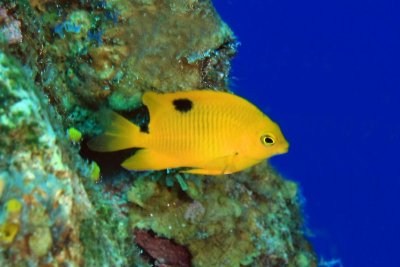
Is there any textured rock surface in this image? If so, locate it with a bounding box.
[30,0,236,135]
[0,50,86,265]
[0,1,317,266]
[128,164,316,267]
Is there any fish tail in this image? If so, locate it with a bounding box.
[87,110,146,152]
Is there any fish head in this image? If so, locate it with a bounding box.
[242,115,289,161]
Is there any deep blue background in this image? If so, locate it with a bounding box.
[213,1,400,266]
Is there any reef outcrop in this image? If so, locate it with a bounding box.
[0,1,316,266]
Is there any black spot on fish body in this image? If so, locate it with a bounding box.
[140,123,149,133]
[124,105,150,133]
[173,98,193,113]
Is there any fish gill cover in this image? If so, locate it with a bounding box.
[0,1,316,266]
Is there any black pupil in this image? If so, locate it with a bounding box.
[264,137,274,144]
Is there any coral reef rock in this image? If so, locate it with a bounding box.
[0,0,316,266]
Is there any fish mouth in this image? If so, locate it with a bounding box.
[279,142,289,154]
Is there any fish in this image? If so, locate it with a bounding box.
[88,90,289,175]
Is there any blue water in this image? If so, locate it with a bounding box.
[213,1,400,266]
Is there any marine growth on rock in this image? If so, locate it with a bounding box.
[0,1,317,266]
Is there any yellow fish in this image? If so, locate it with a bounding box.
[88,90,289,175]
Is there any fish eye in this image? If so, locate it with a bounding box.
[261,134,275,146]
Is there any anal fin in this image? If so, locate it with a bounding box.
[180,168,234,175]
[121,149,177,171]
[180,153,239,175]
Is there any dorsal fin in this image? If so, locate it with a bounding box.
[142,91,172,120]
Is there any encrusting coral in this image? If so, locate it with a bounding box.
[0,50,85,264]
[0,46,147,266]
[31,0,237,136]
[128,163,315,267]
[0,0,317,266]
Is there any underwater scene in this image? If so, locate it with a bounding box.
[0,0,398,266]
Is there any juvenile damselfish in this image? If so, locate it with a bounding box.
[88,90,289,175]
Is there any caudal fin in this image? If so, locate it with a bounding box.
[87,110,145,152]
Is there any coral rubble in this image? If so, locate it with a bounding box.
[0,0,316,266]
